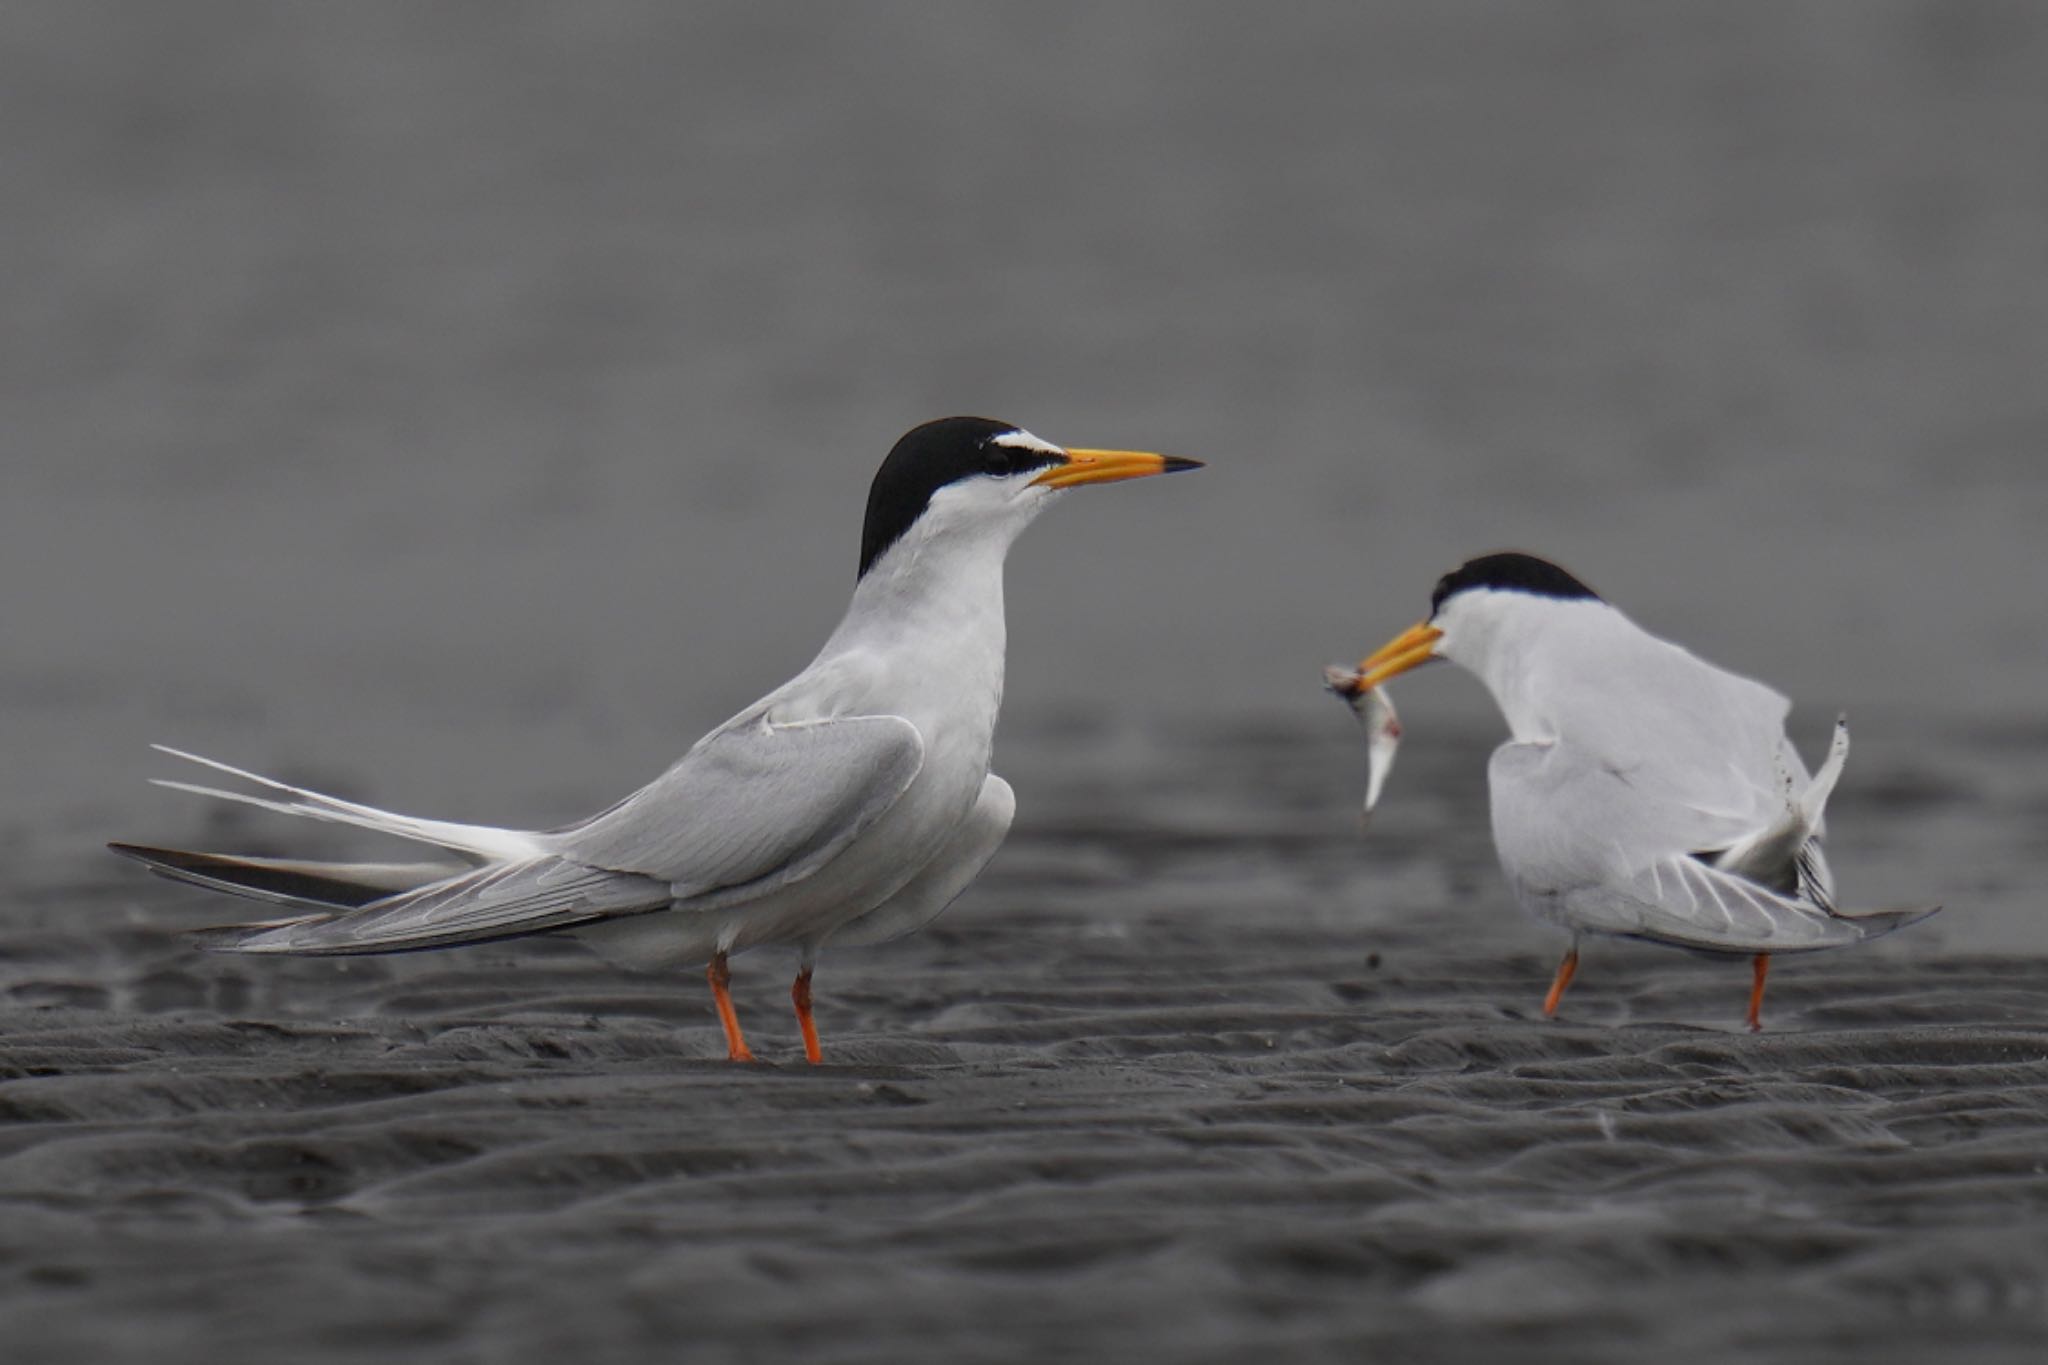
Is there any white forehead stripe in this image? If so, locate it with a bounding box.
[989,429,1063,457]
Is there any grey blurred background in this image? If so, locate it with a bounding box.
[5,3,2044,932]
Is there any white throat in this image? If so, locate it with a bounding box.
[820,478,1056,724]
[1436,591,1623,743]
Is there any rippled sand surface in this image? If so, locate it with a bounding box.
[7,722,2046,1364]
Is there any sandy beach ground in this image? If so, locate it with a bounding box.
[5,4,2047,1361]
[7,720,2047,1363]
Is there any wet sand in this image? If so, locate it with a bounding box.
[7,722,2046,1364]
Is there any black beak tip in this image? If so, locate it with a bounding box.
[1162,455,1205,474]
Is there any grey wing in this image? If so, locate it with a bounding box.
[552,713,927,903]
[1591,851,1933,953]
[1492,738,1893,954]
[1587,854,1860,952]
[195,859,673,955]
[195,713,926,956]
[1543,632,1804,843]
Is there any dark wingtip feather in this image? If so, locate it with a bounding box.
[108,843,446,910]
[1838,903,1944,940]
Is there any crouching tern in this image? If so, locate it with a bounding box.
[112,417,1200,1062]
[1338,552,1937,1031]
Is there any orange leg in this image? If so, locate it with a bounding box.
[707,952,755,1062]
[1746,953,1771,1033]
[1541,948,1580,1018]
[792,966,823,1065]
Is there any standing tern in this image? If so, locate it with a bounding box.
[1336,551,1937,1031]
[112,416,1200,1062]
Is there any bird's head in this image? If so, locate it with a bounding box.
[1347,551,1603,688]
[858,416,1201,580]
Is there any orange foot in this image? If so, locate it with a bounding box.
[1542,948,1580,1018]
[707,952,756,1062]
[1746,953,1771,1034]
[792,967,823,1065]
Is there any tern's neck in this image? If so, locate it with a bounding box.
[827,520,1014,663]
[1448,596,1626,744]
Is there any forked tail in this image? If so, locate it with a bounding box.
[143,746,547,862]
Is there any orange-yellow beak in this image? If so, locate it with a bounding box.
[1351,620,1445,690]
[1031,447,1204,488]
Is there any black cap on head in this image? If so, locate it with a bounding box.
[858,417,1062,578]
[1429,552,1600,616]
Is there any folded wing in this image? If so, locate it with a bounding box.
[552,713,926,902]
[135,714,927,956]
[189,859,673,955]
[1492,725,1937,954]
[1600,853,1934,953]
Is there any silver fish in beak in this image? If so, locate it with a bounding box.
[1322,665,1402,827]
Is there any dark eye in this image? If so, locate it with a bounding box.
[981,444,1047,478]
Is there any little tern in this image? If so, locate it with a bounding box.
[113,416,1200,1062]
[1338,551,1937,1031]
